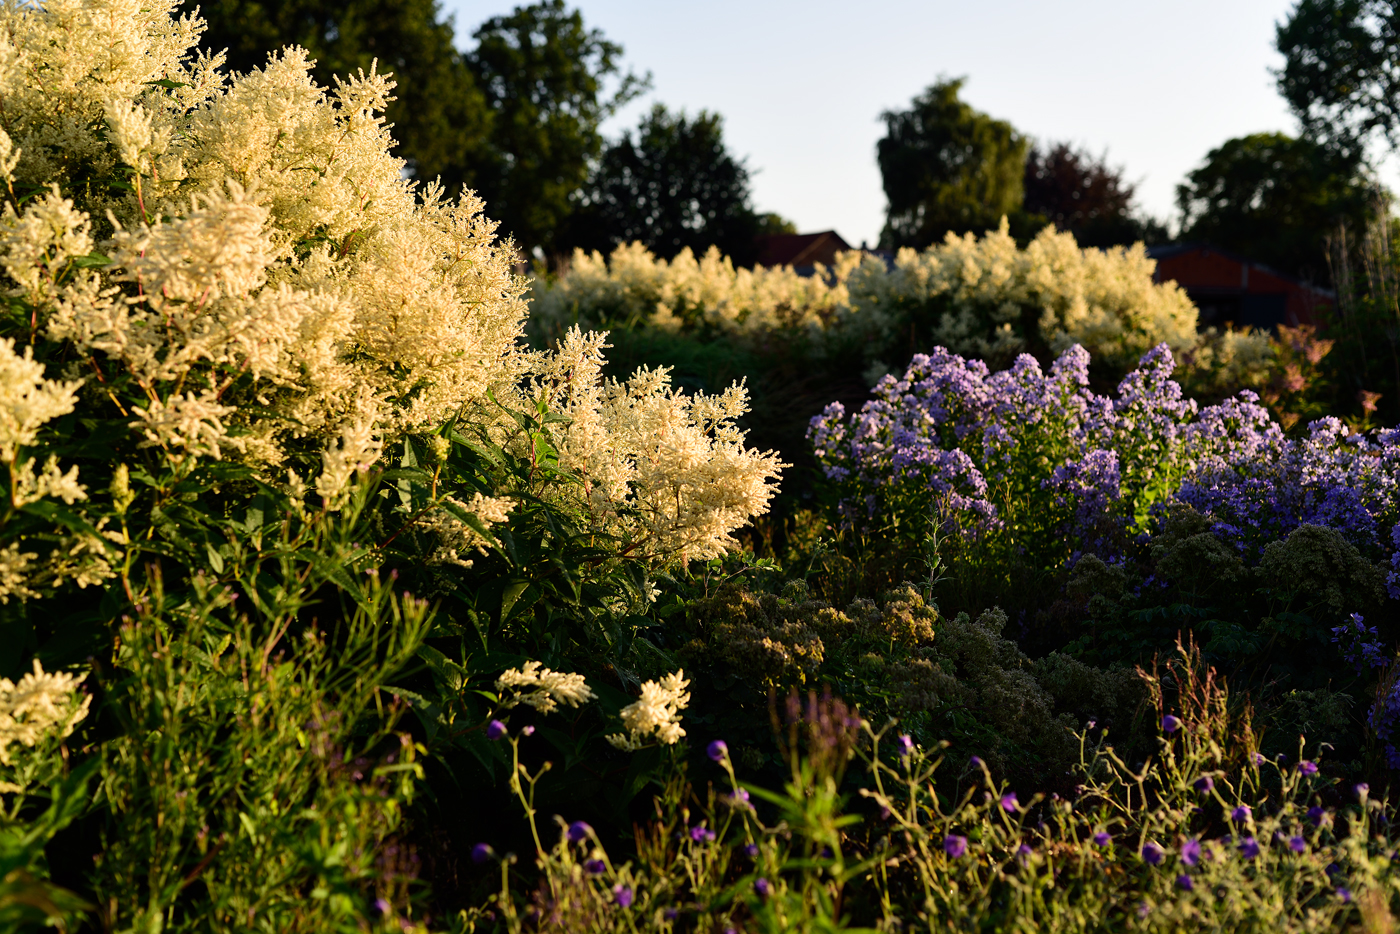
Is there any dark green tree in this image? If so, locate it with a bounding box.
[1176,132,1372,282]
[467,0,648,259]
[1022,142,1166,247]
[571,104,762,263]
[1276,0,1400,158]
[183,0,492,195]
[876,78,1027,250]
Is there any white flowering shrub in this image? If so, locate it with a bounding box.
[528,226,1276,393]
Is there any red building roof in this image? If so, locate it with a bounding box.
[1146,243,1333,329]
[756,230,852,270]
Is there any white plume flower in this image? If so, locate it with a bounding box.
[496,661,596,715]
[606,670,690,751]
[0,660,91,766]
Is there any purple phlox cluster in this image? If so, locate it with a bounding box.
[1175,414,1400,565]
[1042,449,1125,555]
[1333,613,1387,675]
[1368,674,1400,769]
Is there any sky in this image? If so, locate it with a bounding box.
[443,0,1304,246]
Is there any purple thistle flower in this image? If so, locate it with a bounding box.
[1240,837,1260,859]
[1000,792,1019,813]
[1142,842,1164,865]
[1290,836,1307,854]
[471,842,493,864]
[1177,874,1193,891]
[1231,805,1252,822]
[613,885,633,908]
[485,719,507,740]
[1161,714,1182,733]
[1093,831,1112,846]
[567,821,591,843]
[754,878,770,897]
[943,835,968,858]
[1181,838,1201,867]
[707,740,728,762]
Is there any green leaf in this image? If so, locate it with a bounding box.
[500,579,529,621]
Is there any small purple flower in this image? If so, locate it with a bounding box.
[707,740,728,762]
[520,724,535,736]
[1299,760,1319,776]
[1338,887,1352,903]
[1240,837,1260,859]
[897,734,914,759]
[1356,783,1371,799]
[1289,835,1307,854]
[1093,831,1112,846]
[1181,838,1201,867]
[689,825,716,844]
[471,842,493,864]
[1193,775,1214,792]
[1137,902,1151,918]
[1086,720,1097,730]
[1142,842,1164,865]
[373,897,392,917]
[486,719,507,740]
[1308,806,1325,825]
[1252,752,1266,765]
[1177,874,1193,891]
[1231,805,1252,822]
[1016,843,1033,864]
[743,843,759,858]
[969,755,984,768]
[568,821,591,843]
[943,835,968,858]
[1000,792,1019,813]
[1162,715,1182,733]
[729,788,751,807]
[754,877,770,897]
[663,909,679,921]
[584,858,606,874]
[613,885,633,908]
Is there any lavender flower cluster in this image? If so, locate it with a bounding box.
[808,343,1207,558]
[811,342,1400,576]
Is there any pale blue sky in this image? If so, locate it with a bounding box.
[442,1,1304,246]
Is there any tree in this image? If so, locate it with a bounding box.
[1276,0,1400,158]
[876,79,1027,250]
[571,104,762,263]
[183,0,492,196]
[467,0,648,259]
[1176,132,1372,282]
[1022,142,1166,247]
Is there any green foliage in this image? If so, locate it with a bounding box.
[877,78,1028,250]
[570,104,764,265]
[1175,131,1372,283]
[467,0,649,258]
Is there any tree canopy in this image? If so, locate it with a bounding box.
[1022,142,1165,247]
[570,104,763,263]
[1276,0,1400,159]
[1176,131,1372,282]
[467,0,648,259]
[877,79,1027,250]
